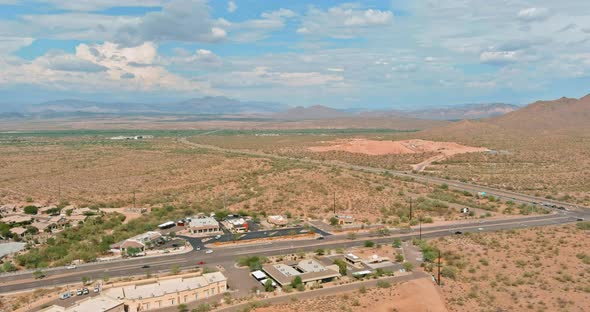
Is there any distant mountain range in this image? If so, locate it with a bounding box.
[23,97,286,116]
[1,98,518,121]
[393,103,519,120]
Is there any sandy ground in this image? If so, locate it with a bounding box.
[309,139,488,156]
[309,139,488,171]
[253,277,448,312]
[434,223,590,312]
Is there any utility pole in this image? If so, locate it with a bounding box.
[333,192,336,214]
[132,190,136,208]
[409,197,413,220]
[437,250,442,286]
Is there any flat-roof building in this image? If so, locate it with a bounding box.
[262,259,340,287]
[39,295,124,312]
[103,272,227,311]
[187,217,222,236]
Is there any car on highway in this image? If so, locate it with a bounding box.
[82,288,89,295]
[65,264,76,270]
[205,249,213,254]
[577,218,585,221]
[141,265,150,269]
[317,235,325,240]
[454,231,463,235]
[478,228,484,231]
[60,292,71,300]
[197,261,206,265]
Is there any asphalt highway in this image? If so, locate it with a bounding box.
[0,209,586,294]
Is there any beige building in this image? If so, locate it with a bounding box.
[40,295,124,312]
[267,215,288,227]
[262,259,340,287]
[103,272,227,311]
[187,216,222,236]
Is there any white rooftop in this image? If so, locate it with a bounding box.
[0,242,26,258]
[297,259,327,273]
[66,295,122,312]
[104,272,226,300]
[251,270,267,280]
[273,264,301,277]
[346,253,360,260]
[189,217,219,228]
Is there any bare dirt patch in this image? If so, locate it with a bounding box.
[253,277,448,312]
[309,139,488,171]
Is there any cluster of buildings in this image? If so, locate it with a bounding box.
[109,135,154,140]
[0,205,94,240]
[41,272,227,312]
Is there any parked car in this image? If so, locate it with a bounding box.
[93,286,100,293]
[60,292,70,300]
[215,235,221,240]
[205,249,213,254]
[316,235,325,240]
[82,288,89,295]
[65,264,76,270]
[577,218,585,221]
[76,289,83,296]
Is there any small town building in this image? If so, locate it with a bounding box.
[39,295,124,312]
[224,218,249,233]
[262,259,340,287]
[187,217,222,236]
[30,221,56,233]
[102,272,227,311]
[110,231,162,254]
[335,215,355,225]
[9,227,27,238]
[344,253,362,265]
[267,215,288,227]
[2,214,33,225]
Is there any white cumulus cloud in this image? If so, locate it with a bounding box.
[228,1,237,13]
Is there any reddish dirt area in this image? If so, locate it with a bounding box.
[309,139,488,171]
[309,139,488,156]
[253,278,448,312]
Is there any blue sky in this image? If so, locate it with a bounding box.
[0,0,589,110]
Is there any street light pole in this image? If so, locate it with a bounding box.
[419,216,422,240]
